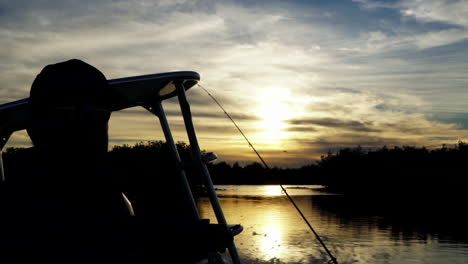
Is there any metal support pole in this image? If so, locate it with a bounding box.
[175,82,241,264]
[148,102,200,221]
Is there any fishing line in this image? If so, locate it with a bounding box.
[198,84,339,264]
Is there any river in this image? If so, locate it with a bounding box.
[197,185,468,264]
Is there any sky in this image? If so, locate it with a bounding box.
[1,0,468,167]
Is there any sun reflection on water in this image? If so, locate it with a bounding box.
[259,185,283,196]
[198,186,468,264]
[253,205,286,260]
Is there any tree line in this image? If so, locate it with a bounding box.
[3,141,467,200]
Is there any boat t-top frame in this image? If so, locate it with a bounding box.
[0,71,241,263]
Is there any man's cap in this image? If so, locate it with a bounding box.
[28,59,122,114]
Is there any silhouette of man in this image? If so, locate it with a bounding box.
[0,59,234,264]
[0,59,135,263]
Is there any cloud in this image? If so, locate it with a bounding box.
[353,0,468,50]
[2,0,468,166]
[282,88,468,160]
[398,0,468,27]
[289,118,381,133]
[354,0,468,29]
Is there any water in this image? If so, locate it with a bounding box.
[197,185,468,264]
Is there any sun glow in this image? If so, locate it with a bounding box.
[254,88,292,146]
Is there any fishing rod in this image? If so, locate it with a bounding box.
[198,84,339,264]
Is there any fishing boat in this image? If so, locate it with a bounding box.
[0,71,243,264]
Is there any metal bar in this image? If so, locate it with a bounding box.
[148,102,200,221]
[0,131,8,183]
[175,82,241,264]
[0,150,4,183]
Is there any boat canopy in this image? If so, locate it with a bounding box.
[108,71,200,110]
[0,71,200,145]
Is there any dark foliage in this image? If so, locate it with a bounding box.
[4,141,467,205]
[316,143,468,219]
[318,143,468,196]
